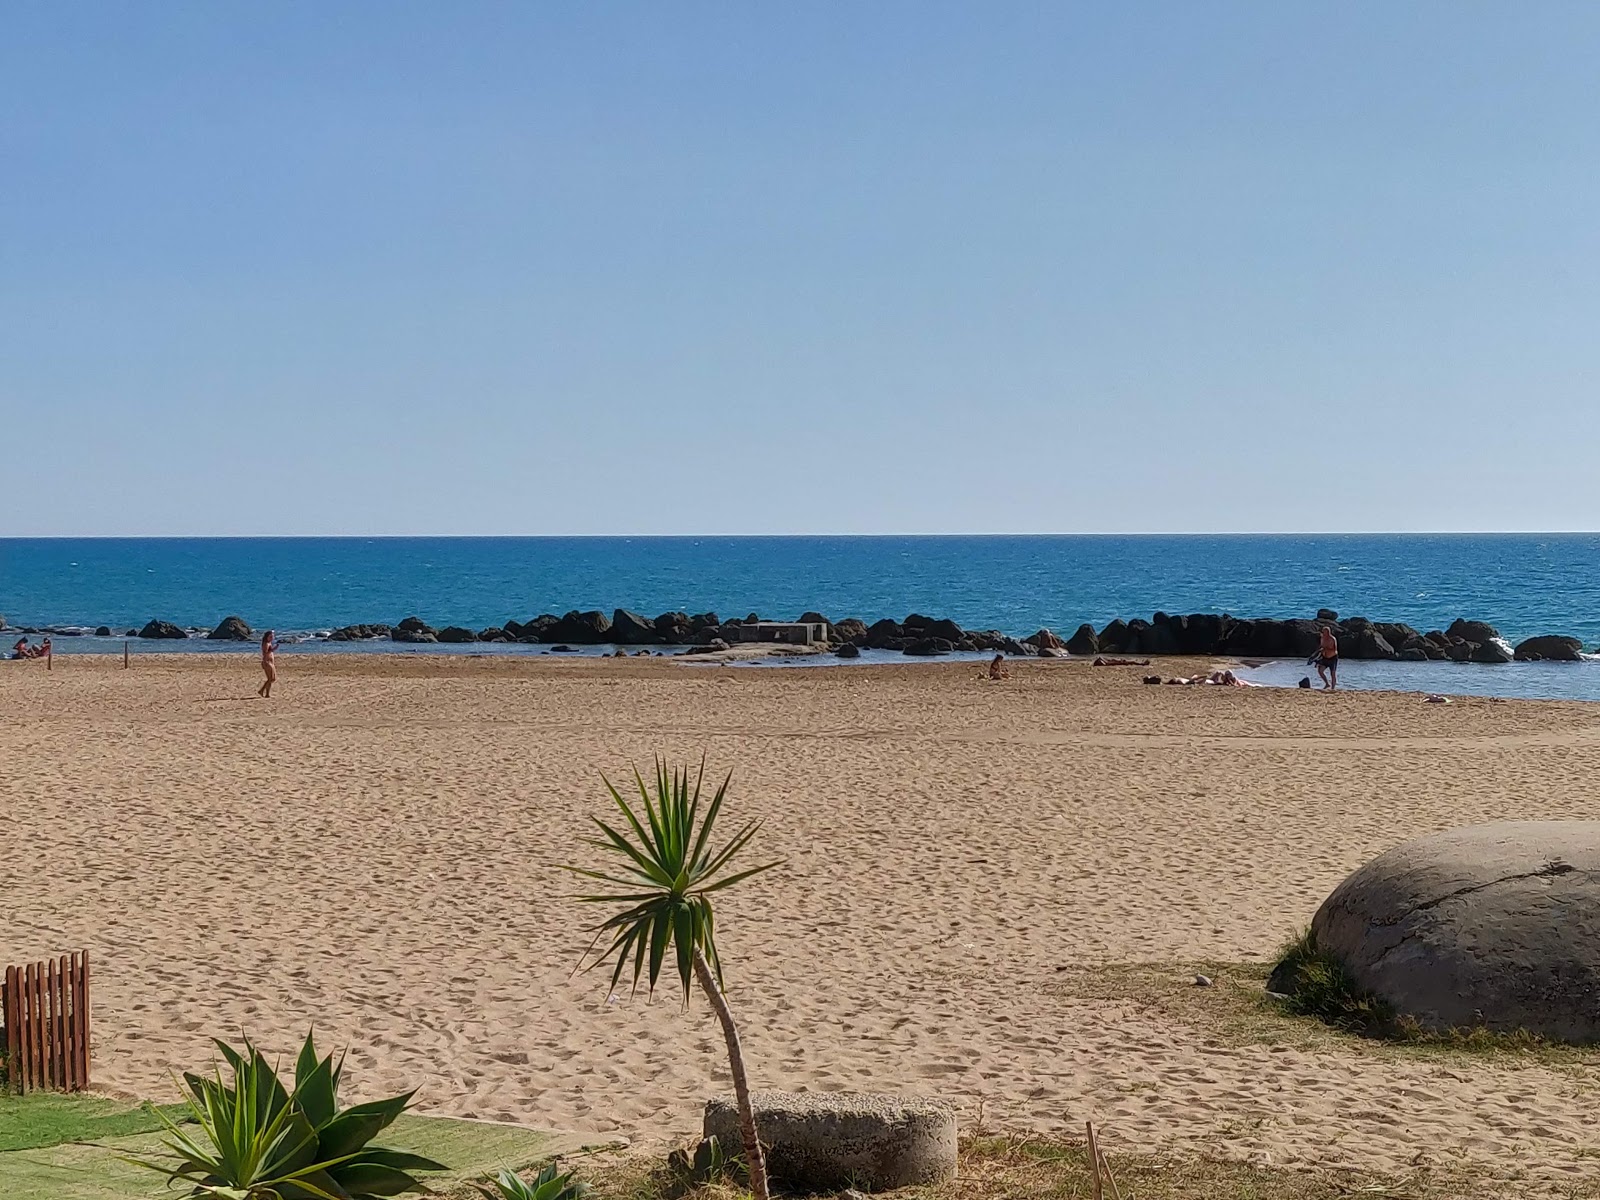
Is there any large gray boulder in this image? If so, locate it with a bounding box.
[139,620,188,640]
[1304,821,1600,1040]
[704,1092,956,1192]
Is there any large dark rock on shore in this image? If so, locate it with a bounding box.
[392,616,438,643]
[833,617,868,644]
[1470,639,1513,664]
[477,627,512,642]
[95,626,112,637]
[1065,624,1098,656]
[1096,619,1130,654]
[903,637,954,656]
[1129,617,1179,656]
[514,615,559,642]
[864,619,906,650]
[139,620,188,640]
[436,626,477,643]
[544,610,613,644]
[1447,618,1501,645]
[1514,635,1584,662]
[328,624,390,641]
[611,609,660,645]
[1290,821,1600,1040]
[208,616,253,641]
[654,612,692,643]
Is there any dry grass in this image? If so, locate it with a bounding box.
[1044,959,1600,1070]
[570,1133,1600,1200]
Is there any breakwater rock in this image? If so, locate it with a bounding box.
[1081,611,1530,664]
[53,607,1590,665]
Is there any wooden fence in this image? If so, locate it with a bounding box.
[2,952,90,1093]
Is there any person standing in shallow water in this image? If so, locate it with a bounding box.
[1315,624,1339,691]
[257,630,277,698]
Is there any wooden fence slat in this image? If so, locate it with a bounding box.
[3,966,18,1093]
[17,964,29,1094]
[77,951,91,1089]
[64,953,77,1091]
[32,961,45,1093]
[42,966,53,1094]
[68,953,81,1091]
[26,962,40,1093]
[55,955,69,1089]
[46,958,57,1089]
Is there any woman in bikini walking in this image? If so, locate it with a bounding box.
[258,630,278,698]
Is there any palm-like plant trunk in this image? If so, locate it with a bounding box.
[692,947,770,1200]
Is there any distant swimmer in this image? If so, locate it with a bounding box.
[1315,625,1339,691]
[257,630,277,698]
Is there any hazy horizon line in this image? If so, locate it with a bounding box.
[6,530,1599,541]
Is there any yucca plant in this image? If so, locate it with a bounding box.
[130,1032,444,1199]
[473,1162,589,1200]
[569,758,782,1200]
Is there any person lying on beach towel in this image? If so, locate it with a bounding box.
[1167,669,1260,687]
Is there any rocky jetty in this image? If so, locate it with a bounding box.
[1080,610,1530,664]
[69,606,1584,667]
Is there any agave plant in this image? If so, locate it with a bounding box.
[131,1032,443,1199]
[569,758,781,1200]
[473,1162,589,1200]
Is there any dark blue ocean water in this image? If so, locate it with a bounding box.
[4,535,1600,698]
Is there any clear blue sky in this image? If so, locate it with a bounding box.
[4,3,1597,535]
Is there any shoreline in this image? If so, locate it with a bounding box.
[13,646,1600,705]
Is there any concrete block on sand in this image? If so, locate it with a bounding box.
[704,1091,956,1192]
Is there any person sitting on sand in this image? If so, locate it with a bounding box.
[987,653,1010,680]
[1315,625,1339,691]
[12,635,36,660]
[257,630,277,698]
[38,637,51,662]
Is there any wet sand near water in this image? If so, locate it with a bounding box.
[4,654,1599,1191]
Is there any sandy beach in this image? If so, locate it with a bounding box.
[5,654,1600,1189]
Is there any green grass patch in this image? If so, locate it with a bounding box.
[1268,927,1399,1036]
[0,1094,186,1152]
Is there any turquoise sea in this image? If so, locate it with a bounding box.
[4,535,1599,699]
